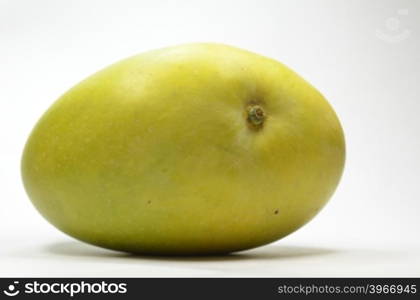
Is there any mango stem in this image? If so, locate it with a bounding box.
[247,104,266,128]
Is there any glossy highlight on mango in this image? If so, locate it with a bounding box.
[21,43,345,255]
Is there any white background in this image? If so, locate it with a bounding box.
[1,0,419,277]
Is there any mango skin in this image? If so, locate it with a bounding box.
[21,43,345,255]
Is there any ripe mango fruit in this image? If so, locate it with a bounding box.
[22,43,345,255]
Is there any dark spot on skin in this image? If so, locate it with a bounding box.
[274,209,279,215]
[147,201,152,204]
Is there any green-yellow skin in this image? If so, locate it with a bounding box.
[21,43,345,255]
